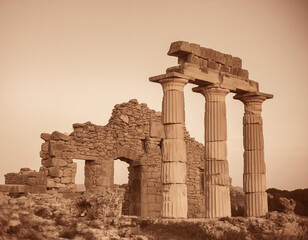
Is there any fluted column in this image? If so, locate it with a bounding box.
[234,92,273,217]
[150,73,189,218]
[193,85,231,218]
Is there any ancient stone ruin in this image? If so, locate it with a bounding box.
[1,41,273,219]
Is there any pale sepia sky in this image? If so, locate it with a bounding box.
[0,0,307,190]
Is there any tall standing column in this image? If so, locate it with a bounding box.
[193,85,231,218]
[150,73,189,218]
[234,92,273,217]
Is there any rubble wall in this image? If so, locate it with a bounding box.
[5,99,205,218]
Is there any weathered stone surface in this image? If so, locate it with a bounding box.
[244,150,266,173]
[150,121,164,139]
[205,141,227,160]
[190,43,201,56]
[162,139,187,162]
[205,160,229,175]
[164,124,184,139]
[232,57,242,68]
[205,184,231,218]
[48,167,63,178]
[245,192,268,217]
[238,68,249,79]
[161,162,186,184]
[243,173,266,192]
[167,41,192,57]
[40,133,51,141]
[51,131,70,141]
[44,158,67,167]
[162,184,187,218]
[234,93,273,217]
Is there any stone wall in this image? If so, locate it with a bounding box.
[4,168,47,193]
[4,99,205,218]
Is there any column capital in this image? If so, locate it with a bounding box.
[234,92,273,104]
[234,92,273,114]
[192,85,230,101]
[150,72,189,91]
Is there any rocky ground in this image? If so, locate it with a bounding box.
[0,187,307,240]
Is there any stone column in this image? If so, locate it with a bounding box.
[234,92,273,217]
[193,85,231,218]
[150,72,189,218]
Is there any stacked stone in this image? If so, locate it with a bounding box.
[168,41,249,79]
[4,168,47,193]
[158,76,189,218]
[234,92,272,217]
[185,132,206,218]
[194,86,232,218]
[40,131,77,193]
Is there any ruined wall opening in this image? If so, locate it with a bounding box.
[73,159,85,192]
[114,159,129,185]
[114,159,129,215]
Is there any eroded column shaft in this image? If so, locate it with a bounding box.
[160,78,188,218]
[195,86,231,218]
[235,94,270,217]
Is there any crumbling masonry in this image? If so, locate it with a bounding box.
[1,41,273,219]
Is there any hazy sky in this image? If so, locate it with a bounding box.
[0,0,307,190]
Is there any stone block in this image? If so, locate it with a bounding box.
[205,141,227,160]
[213,51,226,64]
[245,192,268,217]
[162,90,185,124]
[40,151,49,160]
[232,67,239,75]
[207,59,218,70]
[40,133,51,141]
[220,64,230,73]
[243,115,263,125]
[161,162,186,184]
[44,158,67,167]
[205,184,231,218]
[51,131,69,141]
[186,54,200,65]
[224,54,233,66]
[162,139,187,162]
[41,142,49,152]
[0,184,25,193]
[49,142,68,157]
[48,167,63,178]
[243,173,266,192]
[62,168,72,177]
[167,41,192,57]
[162,184,187,218]
[150,122,165,139]
[244,150,266,173]
[61,177,72,184]
[232,57,242,68]
[200,47,214,59]
[205,174,231,186]
[120,115,129,124]
[46,178,55,188]
[190,43,201,56]
[238,69,249,79]
[243,124,264,150]
[164,124,184,139]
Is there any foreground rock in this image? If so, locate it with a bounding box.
[0,188,307,240]
[0,187,147,240]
